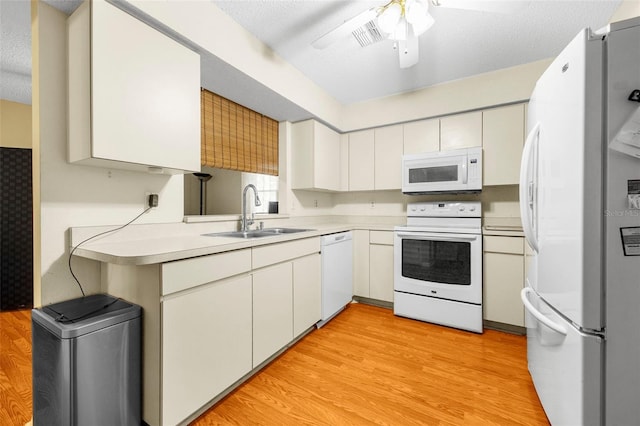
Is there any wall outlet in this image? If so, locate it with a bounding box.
[370,200,376,208]
[145,192,159,210]
[314,199,318,208]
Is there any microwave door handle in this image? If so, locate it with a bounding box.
[396,233,477,242]
[461,161,468,184]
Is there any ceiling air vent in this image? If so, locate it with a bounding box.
[352,21,384,47]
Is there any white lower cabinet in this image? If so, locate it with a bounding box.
[369,231,394,303]
[293,254,322,337]
[353,229,394,303]
[483,236,525,327]
[252,262,294,367]
[161,275,252,426]
[353,230,370,297]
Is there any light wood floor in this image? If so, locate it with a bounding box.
[194,303,549,425]
[0,303,549,425]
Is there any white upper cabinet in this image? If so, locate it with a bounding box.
[403,119,440,154]
[348,129,375,191]
[482,104,526,186]
[440,111,482,150]
[291,119,341,191]
[374,124,403,190]
[68,0,201,174]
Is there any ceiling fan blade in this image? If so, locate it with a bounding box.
[431,0,529,14]
[312,7,379,49]
[398,34,419,69]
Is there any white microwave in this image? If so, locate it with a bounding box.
[402,147,483,194]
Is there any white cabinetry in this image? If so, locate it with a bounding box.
[369,231,394,302]
[353,230,370,297]
[352,229,394,303]
[483,236,525,327]
[403,119,440,154]
[482,104,526,185]
[67,0,200,174]
[252,262,294,367]
[291,120,342,191]
[293,254,322,337]
[348,130,375,191]
[162,275,252,426]
[440,111,482,150]
[374,125,403,190]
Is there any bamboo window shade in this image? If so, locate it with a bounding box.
[201,88,279,176]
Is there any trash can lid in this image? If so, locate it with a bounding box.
[32,294,141,338]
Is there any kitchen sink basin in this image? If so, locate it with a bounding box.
[203,228,313,239]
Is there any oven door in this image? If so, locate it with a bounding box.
[394,230,482,304]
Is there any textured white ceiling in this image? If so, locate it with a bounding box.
[212,0,621,104]
[0,0,32,104]
[2,0,623,118]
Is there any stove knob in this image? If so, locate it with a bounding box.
[410,206,417,212]
[470,206,476,212]
[419,207,426,212]
[459,206,466,211]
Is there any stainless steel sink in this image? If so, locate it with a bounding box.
[203,228,313,239]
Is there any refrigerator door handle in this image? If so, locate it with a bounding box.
[521,287,567,336]
[520,122,540,253]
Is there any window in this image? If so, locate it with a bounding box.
[242,172,278,214]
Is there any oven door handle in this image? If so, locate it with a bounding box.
[396,232,478,242]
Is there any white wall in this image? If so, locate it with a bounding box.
[610,0,640,23]
[36,2,184,305]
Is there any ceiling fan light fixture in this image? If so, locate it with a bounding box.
[411,12,435,36]
[377,2,402,34]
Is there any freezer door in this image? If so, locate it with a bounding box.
[526,28,604,330]
[522,287,602,426]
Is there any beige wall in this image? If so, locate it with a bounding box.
[0,99,32,148]
[610,0,640,23]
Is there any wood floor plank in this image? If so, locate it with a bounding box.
[0,309,32,426]
[194,303,549,425]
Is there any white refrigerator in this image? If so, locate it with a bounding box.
[519,17,640,426]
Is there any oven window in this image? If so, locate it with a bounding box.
[402,239,471,285]
[409,165,458,183]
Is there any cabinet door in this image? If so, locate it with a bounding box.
[348,130,375,191]
[374,125,403,190]
[482,104,525,185]
[162,275,252,426]
[369,244,394,302]
[314,122,341,191]
[253,263,293,367]
[403,119,439,154]
[340,134,350,191]
[352,230,370,297]
[440,111,482,150]
[483,236,525,327]
[293,254,321,337]
[90,0,200,171]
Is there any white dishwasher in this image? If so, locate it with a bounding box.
[318,231,353,327]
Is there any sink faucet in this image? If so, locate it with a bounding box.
[241,184,262,232]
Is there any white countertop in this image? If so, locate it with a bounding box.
[71,222,397,266]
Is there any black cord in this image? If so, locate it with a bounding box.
[68,206,152,297]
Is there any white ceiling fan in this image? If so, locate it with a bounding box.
[312,0,529,69]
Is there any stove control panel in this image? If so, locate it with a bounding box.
[407,201,482,218]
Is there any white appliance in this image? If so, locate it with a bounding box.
[318,231,353,327]
[394,201,483,333]
[402,147,483,194]
[520,18,640,425]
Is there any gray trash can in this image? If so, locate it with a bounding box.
[32,294,141,426]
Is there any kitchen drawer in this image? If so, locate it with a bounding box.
[369,230,394,245]
[252,237,320,270]
[162,249,251,295]
[483,236,524,255]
